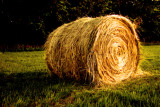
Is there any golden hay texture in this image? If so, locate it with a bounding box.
[45,15,140,85]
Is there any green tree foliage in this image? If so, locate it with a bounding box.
[112,0,160,42]
[42,0,160,42]
[0,0,159,49]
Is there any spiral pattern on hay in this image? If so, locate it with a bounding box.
[45,15,140,85]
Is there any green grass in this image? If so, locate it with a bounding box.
[140,45,160,74]
[0,45,160,106]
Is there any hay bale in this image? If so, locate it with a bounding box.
[45,15,140,85]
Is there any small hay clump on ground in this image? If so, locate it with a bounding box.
[45,15,140,85]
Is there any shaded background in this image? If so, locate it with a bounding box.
[0,0,160,51]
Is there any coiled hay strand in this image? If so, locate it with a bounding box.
[45,15,140,85]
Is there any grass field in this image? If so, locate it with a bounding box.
[0,45,160,106]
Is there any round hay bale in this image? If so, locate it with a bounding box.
[45,15,140,85]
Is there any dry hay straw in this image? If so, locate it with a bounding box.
[45,15,141,85]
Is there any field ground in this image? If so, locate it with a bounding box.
[0,45,160,106]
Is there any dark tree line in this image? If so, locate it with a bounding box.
[0,0,160,50]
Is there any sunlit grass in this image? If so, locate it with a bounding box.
[0,45,160,106]
[140,45,160,73]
